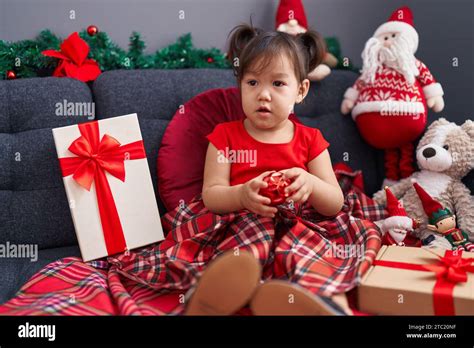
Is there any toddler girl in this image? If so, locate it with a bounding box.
[186,24,347,315]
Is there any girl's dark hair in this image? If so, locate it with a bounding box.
[226,24,326,83]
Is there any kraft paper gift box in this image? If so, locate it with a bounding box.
[53,113,164,262]
[358,245,474,315]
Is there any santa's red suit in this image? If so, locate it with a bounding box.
[381,227,422,247]
[377,186,422,247]
[381,232,405,246]
[343,7,444,180]
[348,60,440,149]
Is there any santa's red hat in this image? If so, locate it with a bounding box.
[374,6,419,53]
[384,186,418,229]
[275,0,308,30]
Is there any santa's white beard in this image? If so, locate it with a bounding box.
[388,229,408,244]
[360,36,419,85]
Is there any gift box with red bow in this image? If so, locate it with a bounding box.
[52,114,164,262]
[358,245,474,315]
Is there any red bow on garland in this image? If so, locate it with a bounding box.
[42,32,101,82]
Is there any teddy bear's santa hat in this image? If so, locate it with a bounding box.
[385,186,418,229]
[373,6,419,53]
[275,0,308,30]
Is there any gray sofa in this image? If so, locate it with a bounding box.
[0,69,471,305]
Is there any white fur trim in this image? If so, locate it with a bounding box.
[344,87,359,101]
[423,83,444,99]
[351,101,425,120]
[374,21,419,53]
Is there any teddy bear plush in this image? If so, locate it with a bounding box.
[373,118,474,249]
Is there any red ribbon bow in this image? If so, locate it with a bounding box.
[59,121,146,256]
[43,32,101,82]
[373,250,474,315]
[423,253,474,283]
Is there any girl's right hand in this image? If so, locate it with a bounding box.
[239,171,279,218]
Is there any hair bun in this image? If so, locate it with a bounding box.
[226,24,263,74]
[297,30,327,73]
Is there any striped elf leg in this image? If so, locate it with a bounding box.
[463,242,474,252]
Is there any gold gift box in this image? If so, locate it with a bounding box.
[358,245,474,315]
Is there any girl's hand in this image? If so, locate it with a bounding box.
[239,171,279,218]
[280,167,314,204]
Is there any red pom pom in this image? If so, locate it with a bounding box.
[6,70,16,79]
[259,172,293,206]
[87,25,98,36]
[207,57,214,63]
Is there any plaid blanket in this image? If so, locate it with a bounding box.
[0,170,387,315]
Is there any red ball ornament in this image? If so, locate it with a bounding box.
[87,25,98,36]
[207,57,214,63]
[6,70,16,80]
[259,172,294,206]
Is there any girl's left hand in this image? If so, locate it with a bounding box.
[279,167,314,204]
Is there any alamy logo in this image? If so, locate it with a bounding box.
[217,147,257,167]
[18,322,56,341]
[0,241,38,262]
[55,99,95,120]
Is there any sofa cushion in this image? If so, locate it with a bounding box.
[0,77,94,250]
[0,245,81,304]
[157,87,245,211]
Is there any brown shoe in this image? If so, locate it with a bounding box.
[250,280,343,316]
[185,250,261,315]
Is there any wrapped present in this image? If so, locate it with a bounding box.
[53,114,164,261]
[358,245,474,315]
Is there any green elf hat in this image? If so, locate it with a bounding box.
[413,182,453,225]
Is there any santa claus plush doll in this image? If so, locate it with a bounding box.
[375,186,420,247]
[341,6,445,183]
[275,0,338,81]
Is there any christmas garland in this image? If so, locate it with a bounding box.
[0,28,230,80]
[1,27,355,80]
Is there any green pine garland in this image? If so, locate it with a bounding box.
[1,29,354,80]
[0,30,61,78]
[0,29,230,79]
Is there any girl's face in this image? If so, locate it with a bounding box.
[241,54,309,130]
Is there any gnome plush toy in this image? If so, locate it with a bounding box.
[275,0,337,81]
[413,182,474,252]
[341,6,445,182]
[375,186,420,246]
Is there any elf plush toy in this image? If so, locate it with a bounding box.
[341,6,445,182]
[413,182,474,251]
[375,186,420,247]
[275,0,338,81]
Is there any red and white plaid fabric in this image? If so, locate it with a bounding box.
[0,171,387,315]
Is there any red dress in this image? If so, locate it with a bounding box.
[206,118,330,185]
